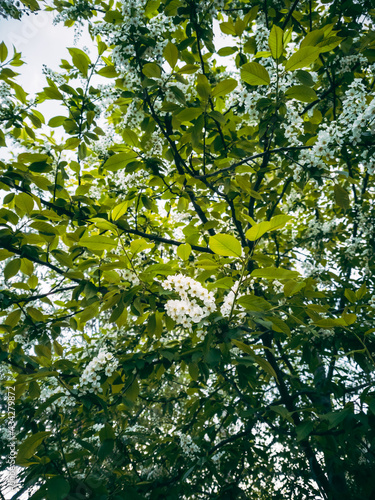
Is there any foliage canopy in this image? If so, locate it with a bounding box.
[1,0,375,498]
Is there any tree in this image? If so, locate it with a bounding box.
[0,0,375,498]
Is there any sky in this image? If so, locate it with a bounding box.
[0,11,93,499]
[0,9,94,121]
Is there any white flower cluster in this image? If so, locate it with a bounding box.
[143,132,164,158]
[39,385,76,413]
[318,328,335,338]
[281,104,304,150]
[340,79,375,146]
[306,217,336,238]
[237,87,261,126]
[162,274,216,328]
[94,0,174,90]
[211,450,225,464]
[301,260,326,278]
[92,423,105,432]
[119,268,140,287]
[0,0,20,18]
[252,13,270,52]
[179,433,200,459]
[335,54,368,75]
[52,0,92,25]
[121,99,144,128]
[0,82,12,107]
[75,349,118,395]
[139,463,166,481]
[273,280,284,294]
[42,65,65,86]
[196,0,225,15]
[95,84,121,116]
[108,168,148,197]
[220,280,245,319]
[369,296,375,309]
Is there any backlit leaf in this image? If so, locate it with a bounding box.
[285,47,321,71]
[251,268,299,280]
[269,25,284,59]
[209,234,242,257]
[241,62,270,85]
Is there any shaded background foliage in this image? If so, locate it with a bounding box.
[0,0,375,498]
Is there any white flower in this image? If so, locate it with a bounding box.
[162,274,217,329]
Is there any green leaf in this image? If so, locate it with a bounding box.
[146,263,174,276]
[125,378,139,402]
[15,193,34,214]
[220,21,236,36]
[252,354,278,381]
[177,243,191,260]
[48,116,67,127]
[142,63,161,79]
[104,152,138,171]
[130,238,154,254]
[182,465,196,481]
[296,421,314,441]
[295,70,316,87]
[43,86,63,100]
[218,46,237,56]
[356,283,367,300]
[285,47,321,71]
[265,316,289,336]
[268,215,293,231]
[68,47,90,76]
[122,129,139,147]
[97,65,118,78]
[17,431,51,461]
[99,423,116,441]
[241,62,270,85]
[196,74,211,99]
[232,339,254,355]
[90,218,117,232]
[245,221,271,241]
[163,42,178,68]
[0,42,8,63]
[323,408,352,430]
[177,64,199,74]
[46,477,70,500]
[205,348,221,366]
[316,36,343,53]
[98,439,115,461]
[176,107,202,122]
[209,234,242,257]
[18,152,50,163]
[313,318,346,327]
[344,289,356,303]
[80,236,117,252]
[251,268,299,280]
[53,340,64,356]
[334,184,350,210]
[269,25,284,59]
[13,83,27,103]
[300,29,325,48]
[342,313,356,325]
[4,258,21,280]
[284,280,306,297]
[270,405,294,423]
[189,362,199,380]
[245,215,292,240]
[237,295,272,311]
[285,85,318,103]
[211,78,237,98]
[111,200,129,221]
